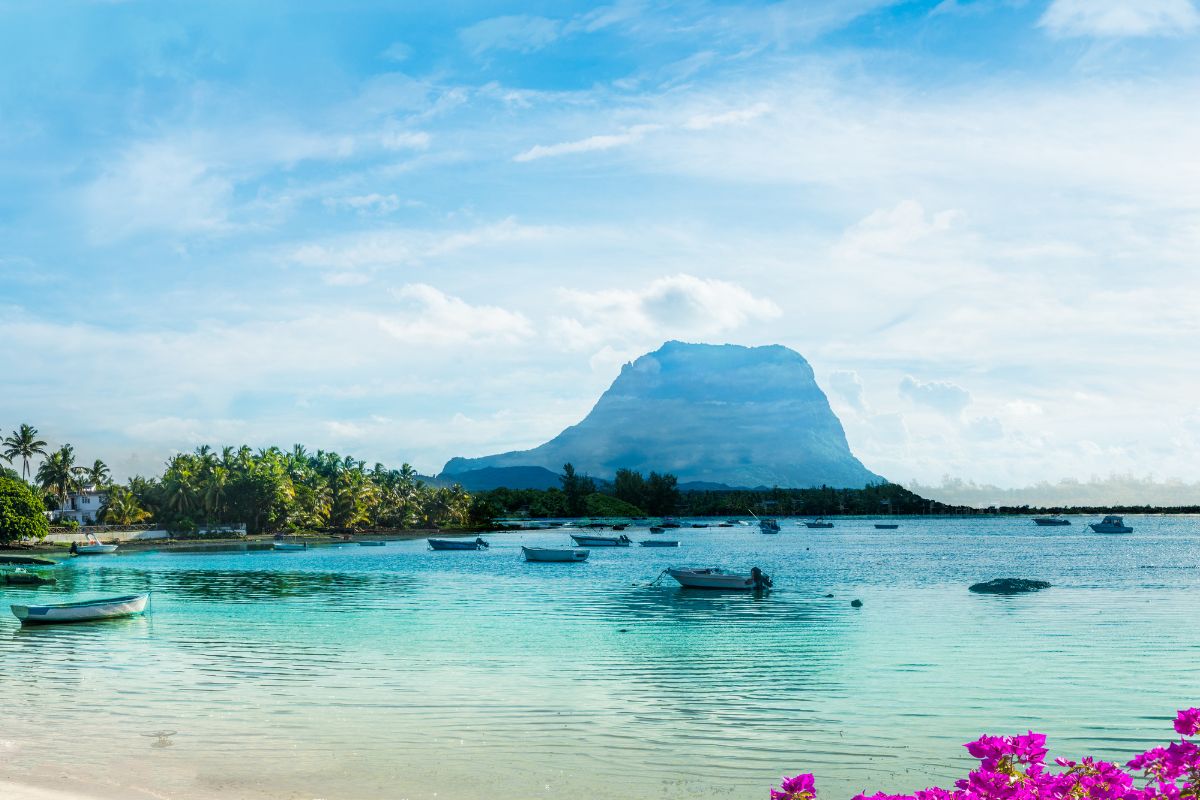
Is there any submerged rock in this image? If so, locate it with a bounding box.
[968,578,1051,595]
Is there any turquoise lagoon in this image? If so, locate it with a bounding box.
[2,517,1199,799]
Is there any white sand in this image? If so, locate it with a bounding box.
[0,783,98,800]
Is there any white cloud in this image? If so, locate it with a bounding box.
[899,376,973,415]
[683,103,771,130]
[460,15,562,55]
[1039,0,1200,38]
[514,124,663,162]
[380,42,412,62]
[323,193,408,215]
[827,370,867,411]
[380,284,534,345]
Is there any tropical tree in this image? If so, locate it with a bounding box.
[100,486,151,525]
[2,423,48,482]
[0,475,49,544]
[36,444,77,508]
[84,459,111,487]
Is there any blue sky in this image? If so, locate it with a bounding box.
[2,0,1199,491]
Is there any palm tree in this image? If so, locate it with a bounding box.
[85,459,111,488]
[36,444,77,508]
[2,424,48,482]
[101,486,151,525]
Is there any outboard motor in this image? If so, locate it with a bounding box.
[476,537,490,549]
[751,566,773,591]
[619,534,631,544]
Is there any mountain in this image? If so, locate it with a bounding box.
[440,341,884,489]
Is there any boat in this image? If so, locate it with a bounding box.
[874,523,900,529]
[0,555,58,566]
[273,541,307,551]
[639,540,679,547]
[659,519,682,529]
[717,523,734,528]
[1033,515,1071,526]
[724,519,742,525]
[611,524,628,531]
[570,534,632,547]
[11,593,150,626]
[665,567,772,591]
[72,534,117,555]
[649,526,665,534]
[759,518,780,534]
[691,523,710,528]
[358,540,387,546]
[428,537,489,551]
[804,518,834,529]
[522,547,589,563]
[1090,515,1133,534]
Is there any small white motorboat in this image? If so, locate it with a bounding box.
[665,567,772,591]
[72,534,118,555]
[522,547,589,563]
[1033,515,1071,526]
[273,541,307,551]
[429,537,489,551]
[639,540,679,547]
[1090,515,1133,533]
[570,534,631,547]
[804,518,834,529]
[11,593,150,626]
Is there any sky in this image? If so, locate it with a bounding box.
[1,0,1199,494]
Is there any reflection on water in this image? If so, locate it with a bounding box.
[2,517,1199,799]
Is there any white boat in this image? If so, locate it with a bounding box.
[804,518,834,529]
[570,534,631,547]
[1033,516,1071,526]
[1090,515,1133,533]
[522,547,589,563]
[72,534,117,555]
[639,540,679,547]
[11,593,149,626]
[665,567,772,591]
[273,541,307,551]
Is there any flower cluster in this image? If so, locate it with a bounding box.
[772,708,1200,800]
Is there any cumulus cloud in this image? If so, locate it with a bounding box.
[1039,0,1200,38]
[827,370,867,411]
[899,376,973,415]
[380,284,534,345]
[551,273,782,351]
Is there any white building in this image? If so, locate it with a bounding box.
[54,486,109,525]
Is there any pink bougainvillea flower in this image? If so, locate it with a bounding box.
[773,773,817,800]
[1173,708,1200,737]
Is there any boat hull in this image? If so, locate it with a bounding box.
[75,544,118,554]
[874,524,899,529]
[804,523,834,529]
[1090,524,1133,534]
[639,540,679,547]
[1034,519,1071,526]
[666,568,755,590]
[12,593,149,625]
[428,539,484,551]
[570,535,630,547]
[522,547,589,562]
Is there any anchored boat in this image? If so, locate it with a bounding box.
[804,518,834,529]
[570,534,632,547]
[1033,515,1071,526]
[522,547,589,563]
[759,518,780,533]
[72,535,118,555]
[11,593,150,626]
[874,523,900,529]
[639,540,679,547]
[665,566,772,591]
[428,537,489,551]
[1090,515,1133,533]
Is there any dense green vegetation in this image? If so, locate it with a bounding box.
[0,475,48,544]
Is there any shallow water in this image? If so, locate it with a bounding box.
[2,517,1198,799]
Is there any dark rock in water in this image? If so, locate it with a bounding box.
[850,599,863,608]
[968,578,1051,595]
[440,341,884,489]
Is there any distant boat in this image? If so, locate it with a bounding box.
[874,523,900,529]
[1090,515,1133,534]
[11,593,150,626]
[649,526,665,534]
[717,523,734,528]
[428,537,489,551]
[665,566,772,591]
[1033,515,1071,527]
[804,518,834,529]
[522,547,589,563]
[759,518,781,533]
[612,524,628,531]
[273,541,307,551]
[724,519,742,525]
[358,540,387,546]
[74,543,118,554]
[639,540,679,547]
[690,523,710,528]
[570,534,631,547]
[659,519,682,528]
